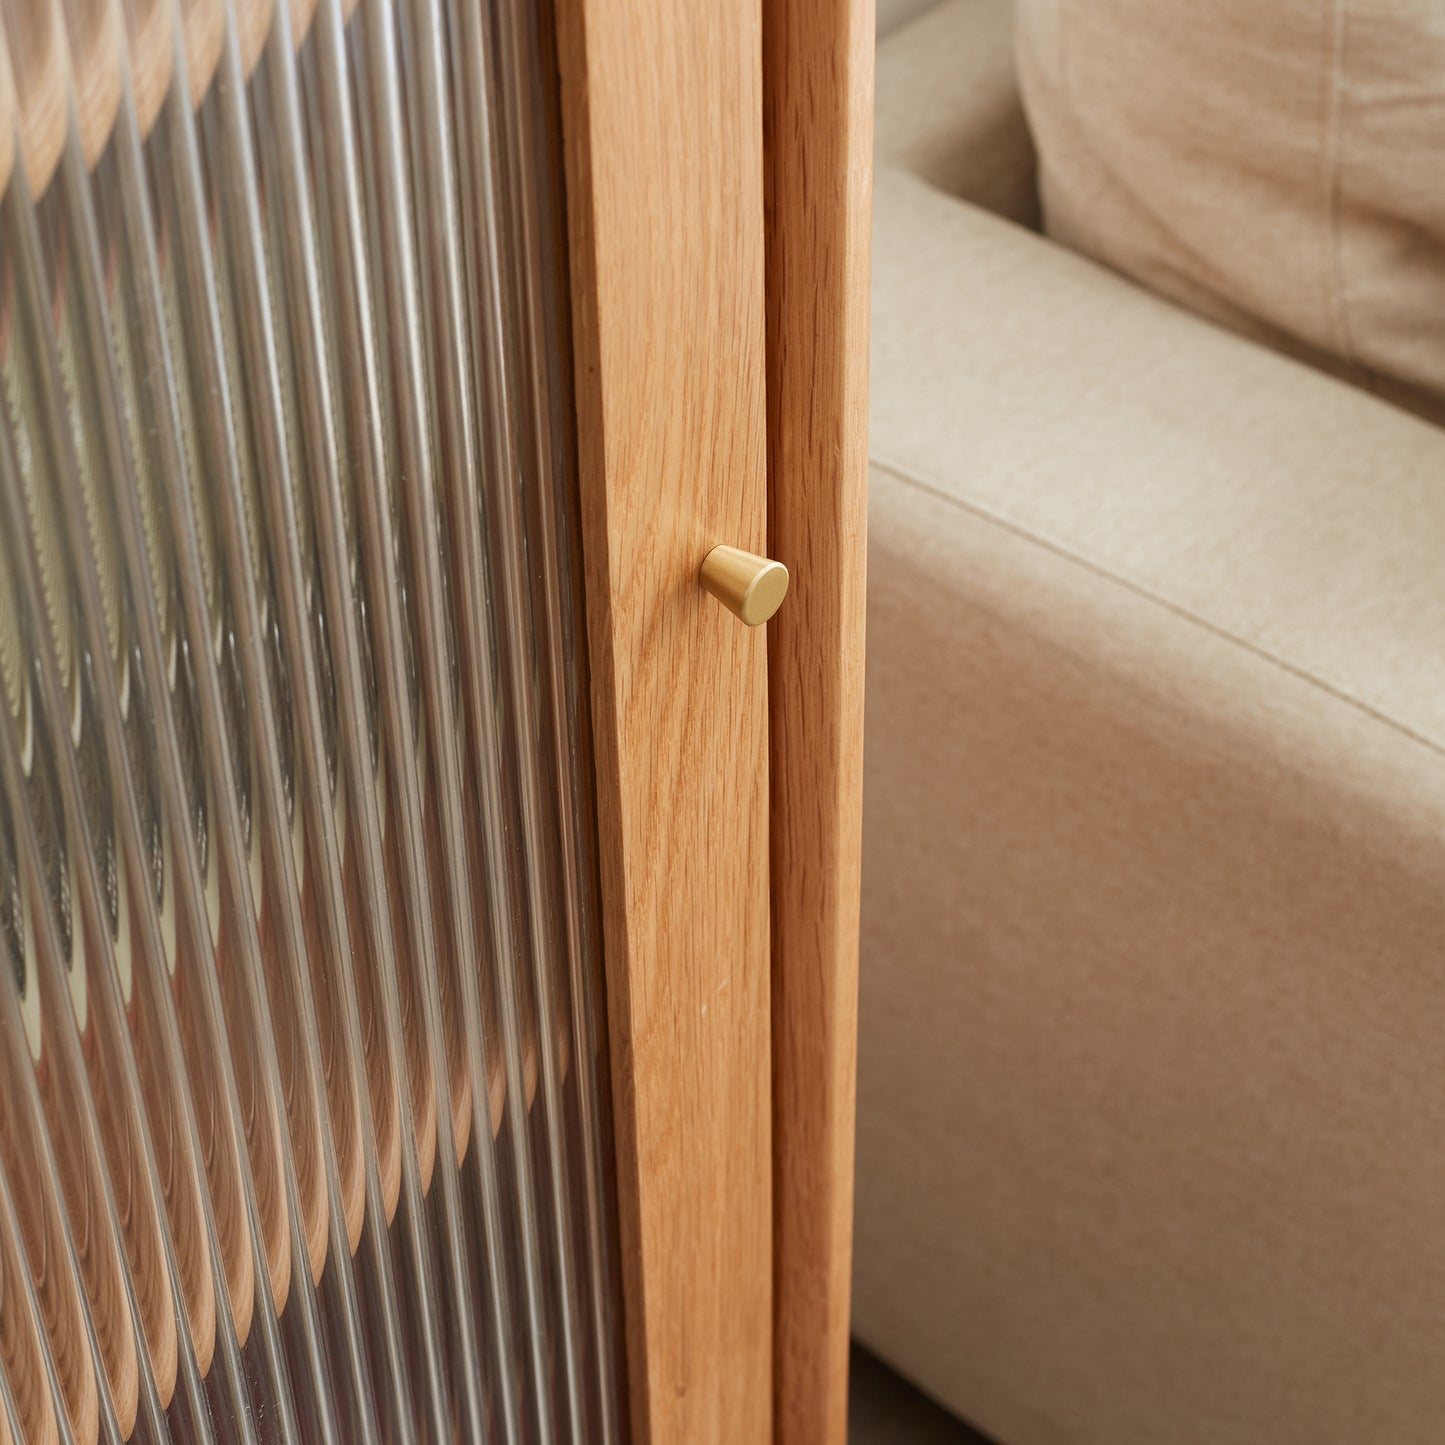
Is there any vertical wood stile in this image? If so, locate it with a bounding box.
[764,0,874,1439]
[552,0,774,1441]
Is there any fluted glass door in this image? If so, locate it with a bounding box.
[0,0,621,1441]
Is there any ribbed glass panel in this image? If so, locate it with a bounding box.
[0,0,622,1441]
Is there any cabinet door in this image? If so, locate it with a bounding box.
[555,0,873,1440]
[0,0,869,1436]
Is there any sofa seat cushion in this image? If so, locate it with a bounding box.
[857,170,1445,1444]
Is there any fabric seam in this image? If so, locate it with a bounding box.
[868,451,1445,765]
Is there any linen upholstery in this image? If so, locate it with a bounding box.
[876,0,1038,227]
[1017,0,1445,419]
[877,0,939,38]
[857,164,1445,1443]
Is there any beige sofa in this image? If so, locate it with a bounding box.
[855,4,1445,1443]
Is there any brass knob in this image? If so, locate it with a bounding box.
[699,545,789,626]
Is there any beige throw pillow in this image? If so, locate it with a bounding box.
[1017,0,1445,419]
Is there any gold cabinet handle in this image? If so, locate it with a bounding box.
[699,545,789,627]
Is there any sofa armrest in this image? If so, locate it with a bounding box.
[858,166,1445,1445]
[876,0,1038,227]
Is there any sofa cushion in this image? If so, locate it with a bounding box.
[856,169,1445,1443]
[877,0,939,38]
[870,170,1445,748]
[877,0,1038,226]
[1017,0,1445,421]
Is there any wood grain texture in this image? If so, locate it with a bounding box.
[180,0,224,111]
[1,0,67,195]
[232,0,272,80]
[0,1161,58,1445]
[764,0,873,1440]
[0,1033,98,1445]
[59,0,122,170]
[119,0,173,140]
[553,1,773,1440]
[35,911,140,1440]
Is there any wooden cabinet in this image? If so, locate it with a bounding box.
[0,0,870,1439]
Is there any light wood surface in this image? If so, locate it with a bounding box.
[59,0,122,171]
[128,854,219,1375]
[420,783,473,1167]
[0,1164,59,1445]
[341,814,403,1222]
[764,0,873,1439]
[287,0,318,51]
[193,661,273,1334]
[1,0,67,195]
[300,844,367,1252]
[554,0,773,1439]
[233,0,273,81]
[256,844,330,1286]
[382,789,439,1198]
[86,983,181,1409]
[121,0,173,140]
[180,0,225,111]
[34,909,140,1441]
[0,1027,99,1445]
